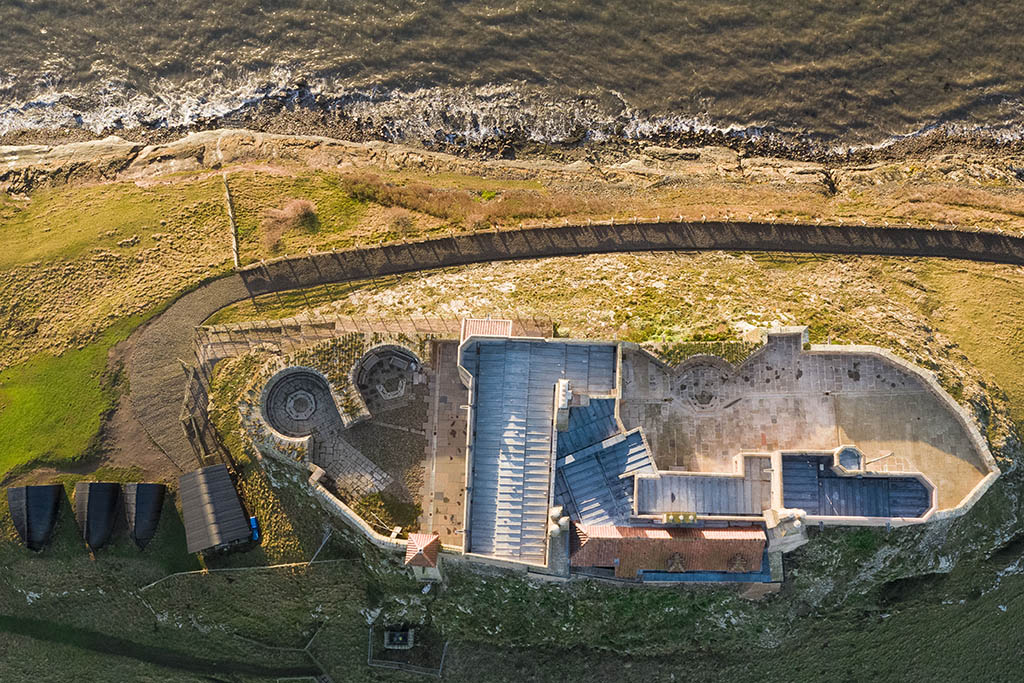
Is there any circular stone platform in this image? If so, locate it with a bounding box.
[262,368,336,438]
[353,345,422,415]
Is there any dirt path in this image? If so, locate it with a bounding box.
[122,219,1024,472]
[127,274,250,471]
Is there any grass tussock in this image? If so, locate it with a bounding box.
[261,198,319,252]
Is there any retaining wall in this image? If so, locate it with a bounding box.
[238,220,1024,297]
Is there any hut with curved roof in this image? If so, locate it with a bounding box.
[124,483,166,549]
[74,482,121,551]
[7,485,63,551]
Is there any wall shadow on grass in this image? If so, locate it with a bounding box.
[0,614,317,678]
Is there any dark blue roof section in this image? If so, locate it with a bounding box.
[555,429,655,525]
[888,478,933,517]
[781,455,931,518]
[556,399,619,458]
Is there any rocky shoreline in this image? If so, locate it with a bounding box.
[4,92,1024,169]
[4,126,1024,202]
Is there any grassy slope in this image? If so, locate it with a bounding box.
[918,262,1024,428]
[0,170,369,477]
[0,179,220,270]
[226,170,365,263]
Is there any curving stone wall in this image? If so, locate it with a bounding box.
[237,220,1024,298]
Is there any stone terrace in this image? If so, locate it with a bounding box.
[620,330,991,511]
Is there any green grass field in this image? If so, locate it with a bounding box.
[0,315,144,478]
[0,177,226,270]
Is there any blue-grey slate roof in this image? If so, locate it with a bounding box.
[556,398,619,458]
[781,455,931,518]
[555,428,655,526]
[463,339,616,563]
[634,456,773,517]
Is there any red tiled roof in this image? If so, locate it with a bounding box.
[461,318,513,343]
[405,532,441,568]
[570,523,766,579]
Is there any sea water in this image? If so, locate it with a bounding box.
[1,0,1022,148]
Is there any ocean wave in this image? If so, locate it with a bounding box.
[0,66,305,136]
[2,76,1023,154]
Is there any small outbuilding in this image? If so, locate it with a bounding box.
[7,485,63,551]
[404,532,442,581]
[74,482,122,551]
[124,483,167,549]
[178,465,250,554]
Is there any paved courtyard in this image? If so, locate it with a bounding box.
[419,340,468,546]
[619,332,990,511]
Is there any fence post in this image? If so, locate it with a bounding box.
[222,173,240,269]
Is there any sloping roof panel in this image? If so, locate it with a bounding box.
[570,523,767,579]
[555,429,655,526]
[124,483,166,549]
[555,398,619,458]
[465,339,617,563]
[405,532,441,567]
[7,485,63,551]
[635,457,773,517]
[74,482,121,551]
[461,318,513,343]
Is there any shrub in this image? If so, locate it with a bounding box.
[261,199,318,252]
[388,209,417,237]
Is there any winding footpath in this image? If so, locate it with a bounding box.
[129,219,1024,470]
